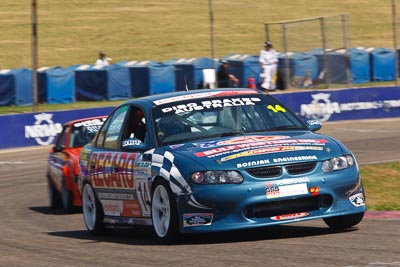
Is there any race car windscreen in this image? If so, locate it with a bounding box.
[152,94,306,146]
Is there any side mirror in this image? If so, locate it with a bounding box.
[121,138,147,151]
[305,119,322,132]
[52,145,64,153]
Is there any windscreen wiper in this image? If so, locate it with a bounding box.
[269,125,305,131]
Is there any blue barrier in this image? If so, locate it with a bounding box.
[0,86,399,150]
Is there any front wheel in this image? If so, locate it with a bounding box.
[151,179,179,243]
[82,183,104,234]
[323,212,365,230]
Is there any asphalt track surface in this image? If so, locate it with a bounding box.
[0,118,399,267]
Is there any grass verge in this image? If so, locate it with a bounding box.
[360,162,400,210]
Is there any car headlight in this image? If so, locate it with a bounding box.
[190,170,243,184]
[322,155,355,173]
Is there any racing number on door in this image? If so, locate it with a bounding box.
[137,179,151,217]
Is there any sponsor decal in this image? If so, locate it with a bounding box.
[218,146,323,163]
[73,117,106,128]
[89,152,137,189]
[101,199,122,216]
[161,97,261,114]
[237,159,270,168]
[153,90,257,105]
[270,212,309,221]
[97,191,135,200]
[24,113,63,145]
[273,155,318,163]
[183,213,213,227]
[195,137,327,158]
[101,199,142,217]
[121,200,142,217]
[122,139,143,147]
[194,135,290,149]
[266,179,309,199]
[349,193,365,207]
[169,144,185,149]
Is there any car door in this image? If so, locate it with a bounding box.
[88,105,152,220]
[48,124,70,192]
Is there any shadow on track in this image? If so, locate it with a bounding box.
[47,224,359,246]
[29,206,81,215]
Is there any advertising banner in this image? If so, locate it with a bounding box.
[273,86,400,122]
[0,107,114,149]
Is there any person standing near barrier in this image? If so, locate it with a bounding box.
[217,60,239,88]
[95,51,111,66]
[259,41,278,91]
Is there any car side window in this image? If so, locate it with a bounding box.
[96,106,128,149]
[121,106,147,143]
[56,126,69,148]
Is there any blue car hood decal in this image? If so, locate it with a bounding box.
[162,132,343,170]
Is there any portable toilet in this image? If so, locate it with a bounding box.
[74,64,108,101]
[0,68,32,106]
[370,48,395,81]
[167,57,216,91]
[126,61,175,97]
[38,66,75,104]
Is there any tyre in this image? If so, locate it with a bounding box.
[323,212,365,230]
[151,179,179,243]
[61,177,74,212]
[82,183,104,234]
[47,175,62,209]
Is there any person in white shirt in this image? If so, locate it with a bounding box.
[259,41,278,91]
[95,51,110,66]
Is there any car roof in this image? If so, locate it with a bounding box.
[121,88,263,108]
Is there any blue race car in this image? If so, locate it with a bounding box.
[78,88,366,242]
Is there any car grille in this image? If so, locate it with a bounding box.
[243,195,332,219]
[245,162,317,178]
[285,162,317,175]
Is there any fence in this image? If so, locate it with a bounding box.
[264,14,352,89]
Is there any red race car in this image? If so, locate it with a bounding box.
[47,116,107,211]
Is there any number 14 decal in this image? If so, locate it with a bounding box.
[267,104,286,113]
